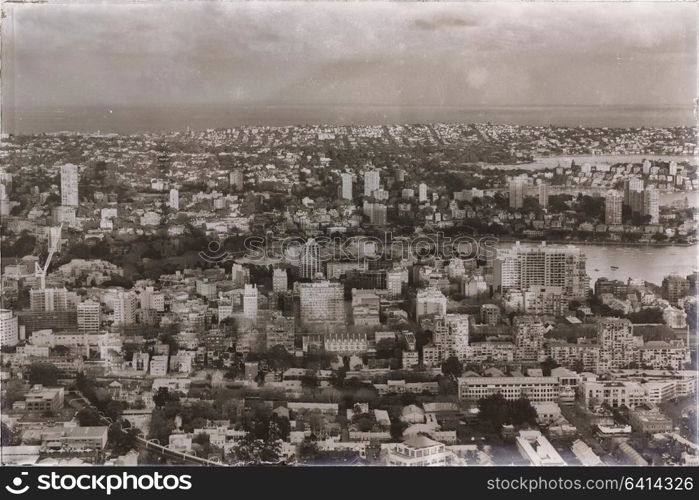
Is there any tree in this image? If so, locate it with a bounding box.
[28,363,59,386]
[375,338,397,359]
[192,433,210,446]
[477,394,537,431]
[390,419,408,441]
[90,240,111,259]
[300,372,319,391]
[105,400,127,422]
[540,357,560,377]
[441,356,463,378]
[109,424,138,454]
[77,407,103,426]
[227,434,281,465]
[1,380,27,409]
[297,439,320,462]
[11,232,37,257]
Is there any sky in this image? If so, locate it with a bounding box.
[1,1,696,132]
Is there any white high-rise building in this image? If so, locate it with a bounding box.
[434,314,470,362]
[364,169,380,197]
[169,188,179,210]
[300,238,321,279]
[669,161,678,177]
[299,281,345,324]
[605,190,623,225]
[243,284,258,323]
[272,268,288,292]
[114,291,137,326]
[0,309,19,347]
[49,225,62,253]
[77,300,101,333]
[340,173,353,200]
[538,183,549,207]
[0,184,9,216]
[493,242,589,300]
[60,164,79,206]
[418,183,428,203]
[386,268,403,297]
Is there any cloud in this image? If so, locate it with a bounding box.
[2,0,695,124]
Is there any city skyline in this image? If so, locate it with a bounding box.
[0,0,697,474]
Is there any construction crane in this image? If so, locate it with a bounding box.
[34,224,63,289]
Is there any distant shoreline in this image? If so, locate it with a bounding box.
[496,237,697,248]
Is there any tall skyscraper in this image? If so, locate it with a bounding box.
[364,169,380,197]
[642,187,659,224]
[386,268,403,298]
[60,164,79,206]
[624,177,644,215]
[418,183,428,203]
[300,238,321,279]
[0,184,9,217]
[538,183,549,207]
[509,176,527,209]
[368,203,387,225]
[0,309,19,347]
[340,173,353,200]
[114,291,137,326]
[493,242,589,299]
[299,281,345,324]
[77,300,101,333]
[604,190,623,225]
[272,268,288,292]
[243,284,258,323]
[169,188,179,210]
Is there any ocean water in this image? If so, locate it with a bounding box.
[2,104,695,135]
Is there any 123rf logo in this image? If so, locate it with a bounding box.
[5,471,193,495]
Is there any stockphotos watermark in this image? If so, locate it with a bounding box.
[4,471,192,496]
[199,232,499,264]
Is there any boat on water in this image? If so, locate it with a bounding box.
[610,266,619,270]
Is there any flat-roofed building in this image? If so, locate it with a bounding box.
[457,376,559,402]
[515,430,566,466]
[15,385,64,413]
[629,408,673,434]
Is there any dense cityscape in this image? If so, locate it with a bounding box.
[0,121,697,467]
